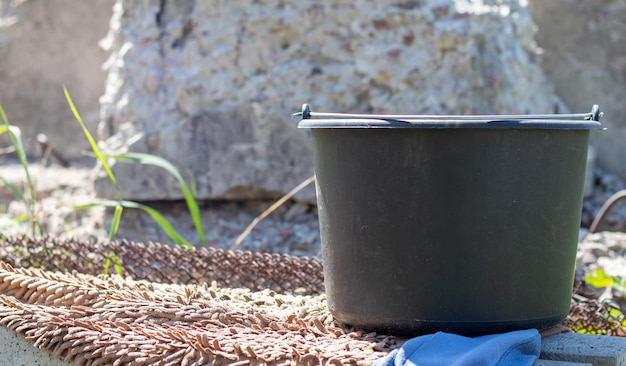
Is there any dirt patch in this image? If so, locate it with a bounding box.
[0,160,321,256]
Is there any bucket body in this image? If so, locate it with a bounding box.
[309,125,592,336]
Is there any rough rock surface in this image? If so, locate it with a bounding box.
[0,0,114,160]
[96,0,563,201]
[529,0,626,182]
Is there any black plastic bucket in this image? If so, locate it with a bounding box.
[298,105,604,336]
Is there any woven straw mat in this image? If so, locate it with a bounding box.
[0,237,405,365]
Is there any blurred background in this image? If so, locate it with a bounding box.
[0,0,625,250]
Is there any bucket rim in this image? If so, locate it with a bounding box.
[295,103,604,130]
[297,118,604,130]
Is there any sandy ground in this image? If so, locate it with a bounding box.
[0,160,322,256]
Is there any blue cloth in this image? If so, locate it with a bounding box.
[374,329,540,366]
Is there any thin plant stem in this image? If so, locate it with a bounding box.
[230,175,315,251]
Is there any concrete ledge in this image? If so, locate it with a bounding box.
[2,324,626,366]
[0,327,69,366]
[536,360,592,366]
[541,333,626,366]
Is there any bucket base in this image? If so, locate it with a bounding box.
[333,311,567,336]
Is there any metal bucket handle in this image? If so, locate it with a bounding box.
[294,104,603,122]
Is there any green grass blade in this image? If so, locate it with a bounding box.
[102,251,124,276]
[63,87,123,199]
[11,214,29,223]
[0,122,27,169]
[0,125,26,162]
[585,269,614,288]
[0,215,29,233]
[102,254,123,276]
[102,258,111,275]
[108,205,123,243]
[0,176,25,202]
[103,152,205,245]
[112,253,123,275]
[122,200,192,248]
[0,106,42,237]
[74,200,192,248]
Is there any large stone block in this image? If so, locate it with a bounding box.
[0,0,114,160]
[96,0,562,201]
[529,0,626,182]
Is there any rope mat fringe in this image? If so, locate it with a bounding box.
[0,236,618,364]
[0,237,404,365]
[0,236,324,295]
